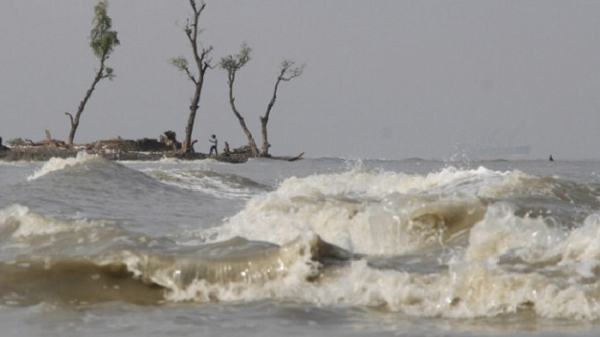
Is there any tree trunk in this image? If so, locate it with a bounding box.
[181,0,210,153]
[68,65,104,146]
[226,76,259,157]
[182,81,202,152]
[260,116,270,157]
[259,61,303,156]
[260,78,282,156]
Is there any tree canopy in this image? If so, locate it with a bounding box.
[66,0,120,145]
[220,43,304,157]
[90,0,119,79]
[170,0,213,153]
[219,43,252,76]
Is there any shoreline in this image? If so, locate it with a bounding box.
[0,146,250,163]
[0,137,304,163]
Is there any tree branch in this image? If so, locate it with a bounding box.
[65,112,74,126]
[201,45,214,72]
[280,61,305,81]
[184,66,198,84]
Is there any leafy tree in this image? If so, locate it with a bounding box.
[219,43,259,156]
[171,0,213,153]
[260,60,304,156]
[220,43,304,157]
[66,0,119,146]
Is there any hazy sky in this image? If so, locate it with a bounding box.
[2,1,600,160]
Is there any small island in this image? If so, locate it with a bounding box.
[0,131,303,163]
[1,1,304,165]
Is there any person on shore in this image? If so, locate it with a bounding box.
[223,141,231,156]
[209,134,218,156]
[0,137,9,151]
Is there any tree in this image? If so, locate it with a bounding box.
[219,43,259,156]
[260,60,304,156]
[220,45,305,157]
[171,0,213,153]
[66,0,119,146]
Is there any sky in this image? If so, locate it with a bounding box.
[1,0,600,160]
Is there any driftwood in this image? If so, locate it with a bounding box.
[22,130,68,148]
[288,152,304,161]
[269,152,304,162]
[44,130,68,148]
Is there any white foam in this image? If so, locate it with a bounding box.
[0,204,117,240]
[208,166,497,255]
[144,168,261,199]
[113,190,600,319]
[27,151,100,181]
[140,245,600,319]
[556,214,600,262]
[159,238,319,303]
[463,202,600,277]
[0,205,72,238]
[464,202,564,263]
[170,167,600,319]
[477,170,553,199]
[439,203,600,319]
[0,160,30,167]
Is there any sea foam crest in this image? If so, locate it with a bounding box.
[161,252,316,303]
[123,236,600,320]
[0,204,78,239]
[165,260,600,319]
[144,168,264,199]
[438,203,600,319]
[0,204,108,239]
[179,211,600,319]
[463,202,600,269]
[464,202,564,262]
[27,151,100,181]
[116,234,321,303]
[209,166,506,255]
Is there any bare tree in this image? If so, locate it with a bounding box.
[66,0,119,146]
[260,60,304,156]
[170,0,213,153]
[219,43,259,156]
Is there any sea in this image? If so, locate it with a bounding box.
[2,153,600,336]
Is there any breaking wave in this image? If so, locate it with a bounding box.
[5,162,600,320]
[27,151,101,181]
[144,168,268,199]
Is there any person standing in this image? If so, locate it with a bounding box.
[209,134,218,156]
[0,137,9,151]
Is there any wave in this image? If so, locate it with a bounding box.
[0,225,353,306]
[119,234,354,301]
[206,166,504,254]
[170,205,600,320]
[6,164,600,320]
[5,210,600,320]
[0,257,164,306]
[207,166,600,255]
[22,152,265,203]
[4,202,600,319]
[25,152,163,189]
[144,168,269,199]
[0,204,135,257]
[27,151,101,181]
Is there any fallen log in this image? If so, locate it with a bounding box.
[268,151,305,162]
